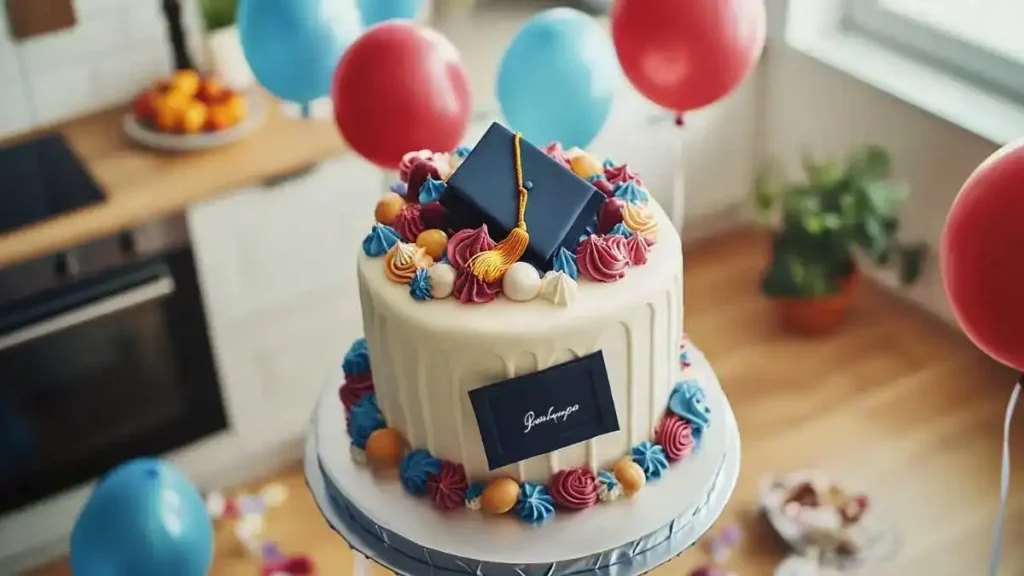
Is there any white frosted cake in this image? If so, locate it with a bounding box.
[332,123,725,530]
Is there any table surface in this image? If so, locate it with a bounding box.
[0,90,347,266]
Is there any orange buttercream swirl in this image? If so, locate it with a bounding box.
[622,202,659,242]
[384,242,433,283]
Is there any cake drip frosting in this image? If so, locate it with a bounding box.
[400,449,442,496]
[447,225,496,270]
[362,224,401,257]
[655,413,695,462]
[515,482,556,525]
[426,461,469,511]
[548,468,598,510]
[577,235,628,283]
[385,243,433,284]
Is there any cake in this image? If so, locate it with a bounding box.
[335,122,724,529]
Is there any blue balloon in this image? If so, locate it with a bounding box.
[238,0,361,104]
[358,0,424,26]
[497,7,619,149]
[70,458,213,576]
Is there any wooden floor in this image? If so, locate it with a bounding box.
[34,230,1023,575]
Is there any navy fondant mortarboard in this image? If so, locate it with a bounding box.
[441,123,605,275]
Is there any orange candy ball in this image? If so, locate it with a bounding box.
[365,428,406,470]
[614,459,646,496]
[416,229,448,260]
[375,193,406,226]
[481,477,520,514]
[570,153,603,180]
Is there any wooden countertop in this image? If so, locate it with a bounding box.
[0,92,348,267]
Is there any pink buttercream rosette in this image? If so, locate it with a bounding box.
[655,413,695,462]
[446,225,496,270]
[393,204,425,243]
[338,372,374,416]
[577,235,629,282]
[426,461,468,511]
[549,467,598,510]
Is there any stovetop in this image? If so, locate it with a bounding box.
[0,133,105,236]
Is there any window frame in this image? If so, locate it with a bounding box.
[844,0,1024,103]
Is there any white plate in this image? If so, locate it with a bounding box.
[122,90,268,153]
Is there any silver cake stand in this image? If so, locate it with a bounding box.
[303,351,740,576]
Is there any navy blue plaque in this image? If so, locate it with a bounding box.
[468,352,619,471]
[441,122,605,271]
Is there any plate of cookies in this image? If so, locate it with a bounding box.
[124,70,267,152]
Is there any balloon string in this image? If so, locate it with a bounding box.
[671,112,686,232]
[988,376,1021,576]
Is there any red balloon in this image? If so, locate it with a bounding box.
[941,140,1024,371]
[611,0,766,113]
[332,22,471,169]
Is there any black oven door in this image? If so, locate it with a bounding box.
[0,249,227,514]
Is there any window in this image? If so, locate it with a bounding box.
[845,0,1024,102]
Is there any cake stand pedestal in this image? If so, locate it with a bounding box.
[304,352,740,576]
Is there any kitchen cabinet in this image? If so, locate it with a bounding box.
[188,154,381,450]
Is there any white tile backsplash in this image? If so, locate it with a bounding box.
[0,0,174,135]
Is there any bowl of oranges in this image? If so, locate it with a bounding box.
[124,70,266,152]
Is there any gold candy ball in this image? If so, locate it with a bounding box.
[375,193,406,226]
[365,428,406,470]
[570,153,603,180]
[416,229,449,261]
[614,459,646,496]
[481,477,520,515]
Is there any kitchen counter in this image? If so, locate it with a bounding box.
[0,92,348,267]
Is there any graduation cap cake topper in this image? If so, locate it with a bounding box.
[441,123,605,278]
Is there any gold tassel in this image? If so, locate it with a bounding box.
[469,132,531,282]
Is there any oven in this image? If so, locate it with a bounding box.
[0,215,227,515]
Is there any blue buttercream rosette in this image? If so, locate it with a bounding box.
[399,449,441,496]
[668,379,711,440]
[515,482,555,525]
[343,338,371,377]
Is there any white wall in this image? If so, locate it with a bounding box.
[761,44,997,323]
[0,0,175,134]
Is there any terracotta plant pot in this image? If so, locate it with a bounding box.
[773,273,858,335]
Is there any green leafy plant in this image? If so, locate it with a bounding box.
[201,0,238,31]
[752,145,926,299]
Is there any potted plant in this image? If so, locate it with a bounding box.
[752,145,926,335]
[200,0,255,91]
